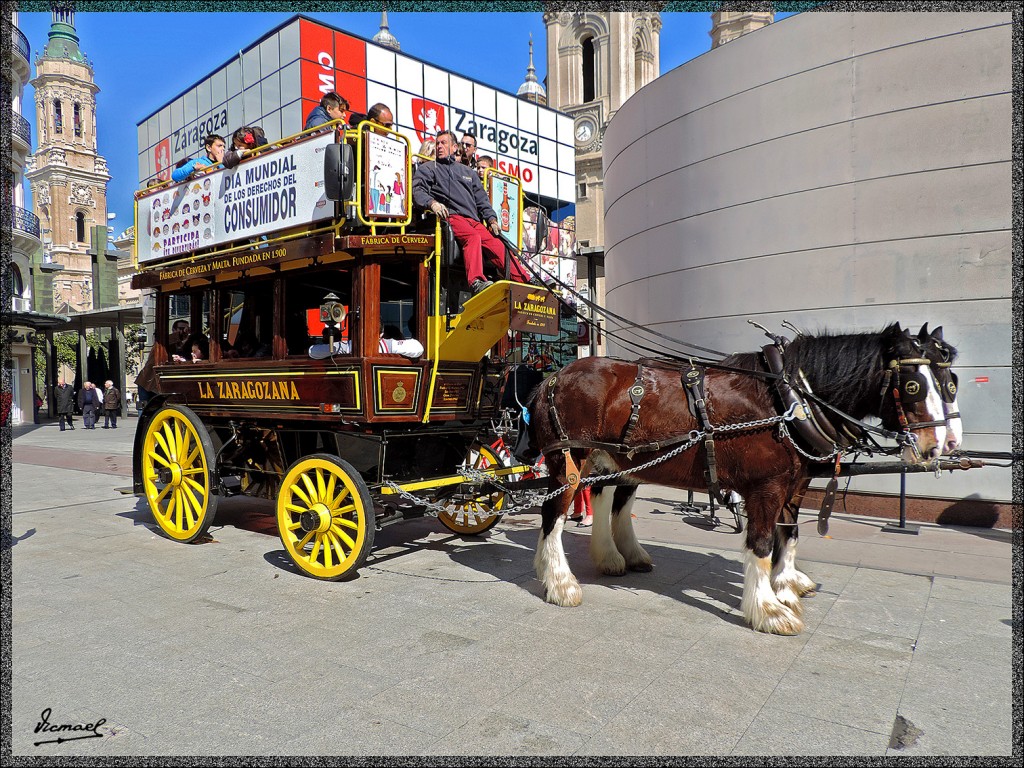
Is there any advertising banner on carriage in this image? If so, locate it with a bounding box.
[486,172,522,250]
[136,132,335,264]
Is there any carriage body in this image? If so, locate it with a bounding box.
[130,122,555,579]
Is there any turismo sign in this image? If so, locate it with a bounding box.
[137,133,335,264]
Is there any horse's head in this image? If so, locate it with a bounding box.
[917,323,962,454]
[877,323,949,463]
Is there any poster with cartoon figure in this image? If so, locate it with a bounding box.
[364,131,409,219]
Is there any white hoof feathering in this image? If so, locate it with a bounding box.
[536,518,583,607]
[611,490,652,571]
[770,537,814,612]
[589,489,626,575]
[742,549,804,635]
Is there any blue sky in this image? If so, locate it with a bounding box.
[17,10,793,236]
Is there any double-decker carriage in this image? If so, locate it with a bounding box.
[130,120,558,580]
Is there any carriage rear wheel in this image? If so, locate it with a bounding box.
[437,444,506,535]
[141,405,219,543]
[276,454,375,580]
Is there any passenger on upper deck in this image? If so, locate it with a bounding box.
[171,135,225,183]
[223,126,268,169]
[366,103,395,133]
[476,155,494,179]
[459,132,478,169]
[304,92,349,132]
[414,138,436,165]
[412,131,531,295]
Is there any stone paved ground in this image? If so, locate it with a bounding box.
[9,420,1015,757]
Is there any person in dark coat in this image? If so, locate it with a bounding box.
[55,379,75,431]
[78,381,101,430]
[102,380,121,429]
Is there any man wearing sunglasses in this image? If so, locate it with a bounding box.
[412,130,531,295]
[459,132,478,169]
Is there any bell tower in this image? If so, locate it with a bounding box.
[543,9,660,253]
[543,9,660,355]
[27,5,110,313]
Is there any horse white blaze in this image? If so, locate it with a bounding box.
[920,366,948,459]
[610,489,652,572]
[589,487,626,576]
[535,514,582,607]
[742,549,803,635]
[944,394,963,454]
[770,537,815,613]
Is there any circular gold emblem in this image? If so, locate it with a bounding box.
[905,380,921,396]
[393,382,408,402]
[630,385,644,397]
[947,381,957,396]
[686,370,699,381]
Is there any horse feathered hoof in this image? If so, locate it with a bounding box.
[749,602,804,635]
[596,553,627,576]
[773,585,805,618]
[628,559,654,572]
[545,578,583,607]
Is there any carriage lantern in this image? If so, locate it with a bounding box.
[320,292,346,346]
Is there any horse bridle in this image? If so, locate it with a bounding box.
[878,356,951,459]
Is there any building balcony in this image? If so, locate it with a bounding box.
[12,26,31,82]
[12,205,42,256]
[11,112,31,155]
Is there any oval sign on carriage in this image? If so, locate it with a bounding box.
[509,284,558,336]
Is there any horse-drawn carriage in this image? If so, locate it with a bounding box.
[131,119,986,636]
[131,119,556,580]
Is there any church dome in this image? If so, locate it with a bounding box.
[372,10,400,51]
[516,36,546,105]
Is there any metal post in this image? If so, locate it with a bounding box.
[882,467,920,535]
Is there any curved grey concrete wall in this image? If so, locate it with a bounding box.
[603,12,1012,502]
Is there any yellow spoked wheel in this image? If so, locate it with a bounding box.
[277,454,375,581]
[437,444,506,535]
[142,405,219,543]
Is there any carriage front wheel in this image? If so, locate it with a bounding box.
[141,404,219,543]
[276,454,375,580]
[437,444,506,536]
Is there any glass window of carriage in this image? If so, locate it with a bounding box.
[380,261,420,345]
[166,290,211,363]
[220,280,274,359]
[285,269,354,356]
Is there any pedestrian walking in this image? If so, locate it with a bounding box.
[102,380,121,429]
[78,381,101,430]
[55,379,75,431]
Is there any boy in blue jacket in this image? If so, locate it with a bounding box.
[172,134,225,183]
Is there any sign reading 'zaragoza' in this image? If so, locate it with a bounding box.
[136,132,334,264]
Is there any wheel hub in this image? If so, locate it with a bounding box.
[299,502,333,533]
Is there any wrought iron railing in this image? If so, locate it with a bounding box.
[12,112,31,146]
[13,26,30,62]
[13,206,41,239]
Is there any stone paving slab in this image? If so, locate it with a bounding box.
[9,426,1015,757]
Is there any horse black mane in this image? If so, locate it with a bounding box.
[723,324,913,417]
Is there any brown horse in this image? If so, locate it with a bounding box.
[527,323,956,635]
